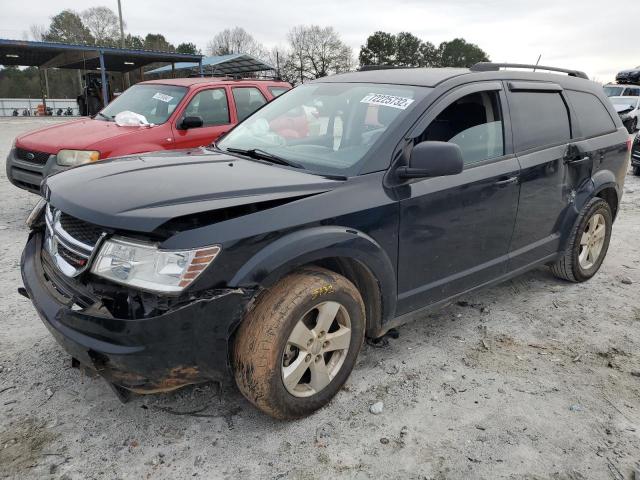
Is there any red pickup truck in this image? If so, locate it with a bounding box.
[7,77,291,193]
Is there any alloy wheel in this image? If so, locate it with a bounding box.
[578,213,606,270]
[281,301,351,397]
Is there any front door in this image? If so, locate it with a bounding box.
[173,87,232,148]
[396,83,520,315]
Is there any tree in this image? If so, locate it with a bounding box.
[81,6,121,46]
[359,31,396,66]
[395,32,422,67]
[124,34,144,50]
[176,42,199,55]
[43,10,93,44]
[143,33,175,52]
[28,24,47,41]
[418,41,438,67]
[437,38,489,67]
[206,27,265,58]
[286,25,353,83]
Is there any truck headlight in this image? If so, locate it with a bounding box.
[91,237,221,293]
[56,149,100,166]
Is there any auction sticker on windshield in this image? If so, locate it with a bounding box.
[152,92,174,103]
[361,93,414,110]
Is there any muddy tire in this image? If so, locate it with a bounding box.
[233,267,365,419]
[551,197,612,282]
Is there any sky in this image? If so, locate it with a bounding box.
[1,0,638,83]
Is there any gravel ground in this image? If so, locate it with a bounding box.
[1,118,639,480]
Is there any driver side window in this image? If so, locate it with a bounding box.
[183,88,230,127]
[416,91,505,165]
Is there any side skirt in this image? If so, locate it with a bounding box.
[371,252,559,338]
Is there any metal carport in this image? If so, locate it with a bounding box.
[145,53,274,77]
[0,38,203,107]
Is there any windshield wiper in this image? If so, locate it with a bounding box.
[225,147,304,169]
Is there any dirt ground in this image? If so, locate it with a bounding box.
[1,117,639,480]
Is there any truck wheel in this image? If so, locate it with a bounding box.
[634,166,640,176]
[233,267,365,419]
[551,198,612,282]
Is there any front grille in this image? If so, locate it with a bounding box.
[59,213,104,246]
[16,147,51,165]
[57,243,89,269]
[45,204,105,277]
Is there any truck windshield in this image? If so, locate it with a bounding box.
[98,84,188,124]
[217,82,430,176]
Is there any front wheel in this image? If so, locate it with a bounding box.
[551,198,612,282]
[630,118,638,133]
[233,267,365,419]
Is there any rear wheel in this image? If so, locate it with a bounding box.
[551,198,612,282]
[233,267,365,419]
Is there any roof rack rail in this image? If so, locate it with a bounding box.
[470,62,589,80]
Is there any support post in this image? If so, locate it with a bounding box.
[99,50,109,107]
[171,62,175,78]
[199,59,203,77]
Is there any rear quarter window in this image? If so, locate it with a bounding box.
[509,91,570,152]
[566,90,616,138]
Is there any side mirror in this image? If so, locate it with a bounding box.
[179,116,204,130]
[397,141,464,179]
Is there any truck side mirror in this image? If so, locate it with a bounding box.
[179,116,204,130]
[397,141,464,179]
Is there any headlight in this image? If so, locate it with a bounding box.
[56,149,100,166]
[91,237,221,293]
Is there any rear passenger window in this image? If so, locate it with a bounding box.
[268,86,289,97]
[566,91,616,138]
[232,87,267,121]
[416,91,504,165]
[509,92,570,151]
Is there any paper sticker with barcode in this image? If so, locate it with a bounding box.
[152,92,173,103]
[360,93,414,110]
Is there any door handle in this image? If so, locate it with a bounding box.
[494,176,518,187]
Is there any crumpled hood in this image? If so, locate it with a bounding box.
[16,118,153,153]
[614,104,634,114]
[45,149,340,233]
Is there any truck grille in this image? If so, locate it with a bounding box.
[16,147,51,165]
[44,204,105,277]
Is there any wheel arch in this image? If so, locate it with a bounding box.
[229,226,397,337]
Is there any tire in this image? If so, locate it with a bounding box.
[233,267,365,419]
[630,118,638,134]
[633,166,640,176]
[551,198,612,282]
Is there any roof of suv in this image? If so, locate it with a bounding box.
[317,66,598,90]
[140,77,290,88]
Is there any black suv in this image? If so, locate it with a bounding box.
[20,63,630,419]
[616,67,640,85]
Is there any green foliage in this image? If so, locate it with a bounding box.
[359,32,489,68]
[43,10,93,44]
[437,38,489,67]
[143,33,175,52]
[359,31,396,66]
[176,42,199,55]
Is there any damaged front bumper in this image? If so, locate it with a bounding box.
[21,231,252,395]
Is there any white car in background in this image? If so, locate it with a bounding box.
[604,84,640,97]
[609,96,640,133]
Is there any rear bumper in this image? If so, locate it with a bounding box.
[6,147,67,194]
[21,232,251,393]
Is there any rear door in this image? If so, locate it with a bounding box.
[506,82,583,269]
[172,87,232,148]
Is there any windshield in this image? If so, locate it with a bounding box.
[99,84,188,124]
[604,86,624,97]
[217,82,430,176]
